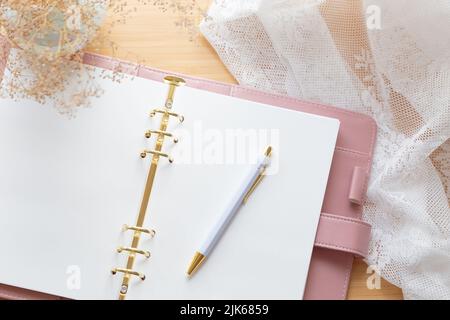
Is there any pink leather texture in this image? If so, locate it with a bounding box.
[315,213,371,258]
[0,50,377,300]
[349,166,367,205]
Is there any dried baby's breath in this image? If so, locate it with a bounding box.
[153,0,209,41]
[0,0,206,115]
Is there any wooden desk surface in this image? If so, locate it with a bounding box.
[92,1,403,300]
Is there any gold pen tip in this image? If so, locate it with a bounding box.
[265,146,273,157]
[186,252,206,277]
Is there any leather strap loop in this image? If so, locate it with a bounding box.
[348,166,367,205]
[314,213,371,258]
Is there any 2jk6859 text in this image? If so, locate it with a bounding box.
[180,304,270,318]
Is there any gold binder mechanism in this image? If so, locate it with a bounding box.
[122,224,156,237]
[111,268,145,280]
[117,246,151,258]
[150,109,185,123]
[145,129,179,143]
[140,149,174,163]
[112,75,186,300]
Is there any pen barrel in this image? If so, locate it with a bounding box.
[199,156,268,256]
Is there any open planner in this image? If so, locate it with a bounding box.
[0,61,340,299]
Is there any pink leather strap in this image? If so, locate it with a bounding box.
[348,166,367,205]
[314,213,371,258]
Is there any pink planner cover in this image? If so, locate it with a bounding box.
[0,41,376,300]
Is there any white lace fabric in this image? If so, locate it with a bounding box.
[200,0,450,299]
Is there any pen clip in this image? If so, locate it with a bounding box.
[242,146,272,204]
[242,168,267,204]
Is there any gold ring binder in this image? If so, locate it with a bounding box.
[145,129,178,143]
[163,75,186,108]
[140,149,174,163]
[117,246,151,258]
[112,75,186,300]
[149,109,184,123]
[122,224,156,237]
[111,268,146,280]
[163,75,186,87]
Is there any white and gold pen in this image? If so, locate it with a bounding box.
[186,146,273,277]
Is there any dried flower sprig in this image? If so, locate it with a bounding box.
[153,0,209,41]
[0,0,206,115]
[0,0,150,115]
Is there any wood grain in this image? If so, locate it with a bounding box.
[90,1,403,300]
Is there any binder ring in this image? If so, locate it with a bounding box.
[140,149,174,163]
[117,246,151,258]
[145,129,178,143]
[111,268,145,280]
[122,224,156,237]
[150,109,184,123]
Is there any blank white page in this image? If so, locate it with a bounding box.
[0,66,339,299]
